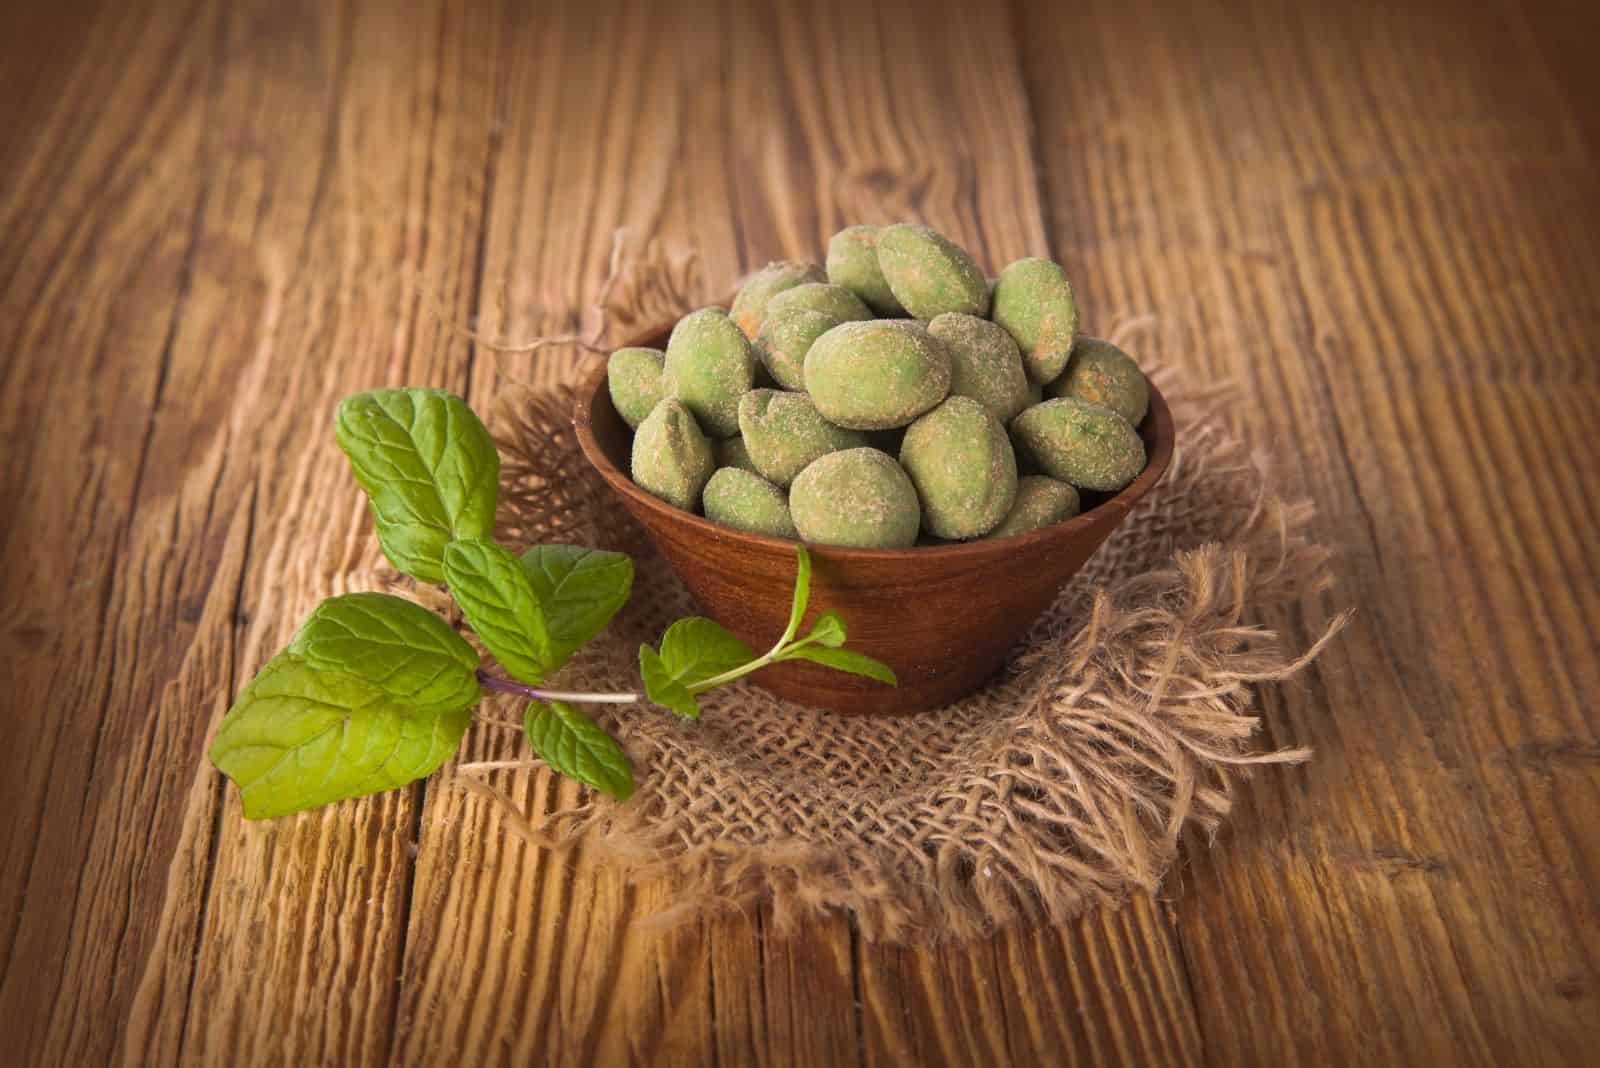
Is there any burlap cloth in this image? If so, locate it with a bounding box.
[443,235,1345,943]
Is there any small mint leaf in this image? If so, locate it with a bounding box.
[805,610,847,648]
[519,545,634,670]
[639,644,700,719]
[784,646,897,686]
[660,617,756,689]
[784,545,812,642]
[334,388,499,583]
[288,592,480,705]
[524,701,635,800]
[442,539,551,683]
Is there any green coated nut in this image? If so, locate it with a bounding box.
[876,223,990,319]
[804,319,953,430]
[927,312,1032,423]
[1048,336,1149,426]
[1010,397,1146,491]
[663,307,755,438]
[702,468,798,539]
[716,434,761,474]
[991,257,1079,384]
[766,282,873,324]
[606,347,666,430]
[729,260,826,338]
[630,399,715,511]
[986,475,1080,539]
[898,396,1018,539]
[754,307,841,391]
[789,447,921,549]
[738,388,867,488]
[825,225,904,315]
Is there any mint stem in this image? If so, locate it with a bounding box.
[476,668,638,705]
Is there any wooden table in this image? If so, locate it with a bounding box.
[3,0,1597,1064]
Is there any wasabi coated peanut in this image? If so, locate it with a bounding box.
[715,434,761,475]
[876,223,990,319]
[663,307,755,438]
[754,307,840,391]
[765,282,873,325]
[789,447,921,549]
[631,399,715,511]
[1010,396,1146,492]
[702,467,799,539]
[986,475,1080,539]
[1048,336,1149,426]
[898,396,1018,539]
[927,312,1032,423]
[738,388,868,487]
[826,225,904,315]
[606,347,667,430]
[991,257,1079,384]
[804,319,953,430]
[729,260,826,338]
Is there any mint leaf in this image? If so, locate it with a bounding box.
[639,644,700,719]
[661,617,757,687]
[209,652,476,819]
[784,646,897,686]
[335,388,499,583]
[519,545,634,670]
[784,545,812,643]
[288,592,480,704]
[806,610,847,648]
[525,700,635,799]
[443,539,550,683]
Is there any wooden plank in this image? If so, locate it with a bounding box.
[1017,0,1600,1063]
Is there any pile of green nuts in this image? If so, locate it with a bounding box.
[608,223,1150,548]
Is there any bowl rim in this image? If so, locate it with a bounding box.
[573,324,1176,562]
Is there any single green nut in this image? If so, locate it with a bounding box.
[789,447,921,548]
[927,312,1032,423]
[702,468,799,539]
[1010,397,1146,491]
[1048,336,1149,426]
[729,260,826,338]
[876,223,990,319]
[716,434,761,474]
[992,257,1079,384]
[606,347,667,430]
[631,399,715,511]
[825,225,904,315]
[898,396,1018,539]
[766,281,873,324]
[754,307,840,391]
[986,475,1081,539]
[663,307,755,438]
[738,388,868,488]
[804,319,953,430]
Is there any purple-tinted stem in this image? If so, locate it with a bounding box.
[475,668,639,705]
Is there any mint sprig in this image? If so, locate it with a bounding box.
[210,388,893,819]
[639,546,897,719]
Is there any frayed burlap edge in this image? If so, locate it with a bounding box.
[446,359,1346,945]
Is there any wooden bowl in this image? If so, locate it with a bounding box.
[573,326,1176,714]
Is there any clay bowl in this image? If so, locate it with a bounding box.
[573,324,1176,714]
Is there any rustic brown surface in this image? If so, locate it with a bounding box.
[0,0,1596,1064]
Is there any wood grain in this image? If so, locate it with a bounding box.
[1,0,1596,1064]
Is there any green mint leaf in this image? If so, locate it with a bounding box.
[525,701,635,800]
[639,644,701,720]
[661,617,757,689]
[288,592,481,703]
[335,388,499,583]
[783,545,812,643]
[442,539,550,683]
[519,544,634,670]
[783,646,897,686]
[805,609,847,648]
[209,651,476,819]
